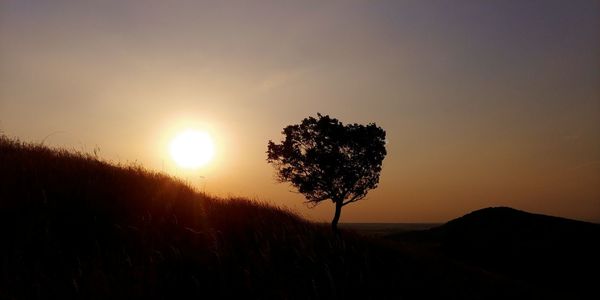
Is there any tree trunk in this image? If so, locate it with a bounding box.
[331,200,343,234]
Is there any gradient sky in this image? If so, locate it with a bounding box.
[1,0,599,223]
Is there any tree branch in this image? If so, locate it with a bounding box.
[342,194,366,206]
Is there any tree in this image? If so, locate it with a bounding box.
[267,113,387,233]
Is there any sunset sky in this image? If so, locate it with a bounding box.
[1,0,599,223]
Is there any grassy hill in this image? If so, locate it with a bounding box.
[1,136,532,299]
[388,207,600,299]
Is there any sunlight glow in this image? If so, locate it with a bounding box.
[170,130,215,169]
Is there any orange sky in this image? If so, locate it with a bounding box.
[1,0,599,222]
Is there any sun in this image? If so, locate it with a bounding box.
[169,130,215,169]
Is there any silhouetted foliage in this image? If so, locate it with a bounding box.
[267,114,387,232]
[0,135,537,299]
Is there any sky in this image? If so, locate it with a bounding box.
[1,0,599,223]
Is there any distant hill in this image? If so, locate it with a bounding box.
[388,207,600,298]
[0,136,530,299]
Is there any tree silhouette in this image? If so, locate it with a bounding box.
[267,113,387,233]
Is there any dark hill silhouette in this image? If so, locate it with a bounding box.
[0,136,530,299]
[388,207,600,299]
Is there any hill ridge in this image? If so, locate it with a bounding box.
[389,205,600,298]
[0,135,529,299]
[447,206,597,226]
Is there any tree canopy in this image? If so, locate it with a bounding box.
[267,113,386,232]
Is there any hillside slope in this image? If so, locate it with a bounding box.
[0,136,528,299]
[388,207,600,298]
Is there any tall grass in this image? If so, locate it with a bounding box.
[0,135,525,299]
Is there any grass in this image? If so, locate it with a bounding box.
[0,135,527,299]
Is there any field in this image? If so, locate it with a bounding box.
[2,135,598,299]
[339,223,439,237]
